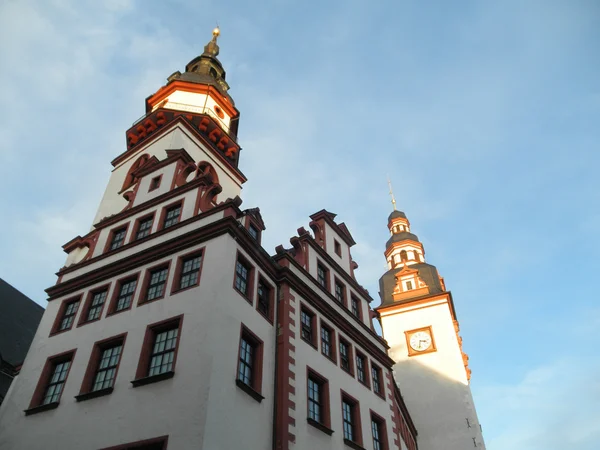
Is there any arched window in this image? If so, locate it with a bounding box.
[121,154,149,192]
[413,251,421,262]
[400,250,408,262]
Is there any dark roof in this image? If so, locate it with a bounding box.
[378,263,444,308]
[388,210,407,221]
[0,279,44,367]
[385,231,420,248]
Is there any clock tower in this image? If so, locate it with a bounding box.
[376,208,487,449]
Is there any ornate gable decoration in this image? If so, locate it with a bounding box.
[392,263,430,301]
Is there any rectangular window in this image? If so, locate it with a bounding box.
[92,343,123,392]
[300,307,317,347]
[27,350,76,413]
[234,256,252,298]
[236,325,264,401]
[56,298,80,333]
[406,280,413,290]
[306,368,332,434]
[341,392,362,445]
[320,321,336,362]
[162,203,182,229]
[335,279,345,304]
[135,215,154,240]
[307,376,322,423]
[114,278,137,312]
[149,175,162,191]
[372,364,384,397]
[81,288,109,324]
[334,240,342,257]
[339,339,353,374]
[371,413,388,450]
[109,227,127,251]
[248,224,259,240]
[176,253,202,291]
[351,295,361,318]
[256,278,273,322]
[356,352,369,387]
[317,263,328,289]
[144,266,169,302]
[133,316,182,385]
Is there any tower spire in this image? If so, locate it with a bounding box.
[387,176,397,211]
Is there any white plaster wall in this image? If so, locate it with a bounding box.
[0,234,276,450]
[291,287,396,450]
[92,124,243,229]
[380,299,485,450]
[132,164,177,208]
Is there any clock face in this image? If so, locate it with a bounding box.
[409,331,432,352]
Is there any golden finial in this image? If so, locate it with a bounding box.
[212,26,220,38]
[387,176,397,211]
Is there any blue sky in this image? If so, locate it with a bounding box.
[1,0,599,448]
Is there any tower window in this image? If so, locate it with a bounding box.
[320,322,335,362]
[113,278,137,312]
[339,339,353,375]
[300,307,316,347]
[351,295,361,319]
[405,280,414,291]
[400,250,408,262]
[341,393,362,445]
[108,227,127,251]
[335,279,345,305]
[334,240,342,257]
[142,266,170,303]
[236,325,264,402]
[135,215,154,240]
[371,413,388,450]
[133,316,183,385]
[174,252,203,291]
[149,175,162,192]
[317,262,329,290]
[248,224,259,241]
[162,203,182,229]
[82,288,108,323]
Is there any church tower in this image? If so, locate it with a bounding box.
[377,206,487,449]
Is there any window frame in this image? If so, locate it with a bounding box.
[107,273,140,316]
[158,200,184,231]
[132,212,155,242]
[232,251,254,303]
[316,261,330,291]
[334,277,347,307]
[355,350,371,389]
[340,390,363,447]
[49,295,82,336]
[76,333,127,401]
[306,367,333,435]
[171,248,205,295]
[148,174,163,192]
[339,337,354,376]
[77,284,111,327]
[334,239,342,257]
[300,304,318,349]
[104,224,129,253]
[138,262,171,306]
[255,276,275,324]
[236,324,264,402]
[350,294,362,320]
[132,315,183,386]
[371,363,385,399]
[370,410,389,450]
[320,320,337,364]
[26,349,76,415]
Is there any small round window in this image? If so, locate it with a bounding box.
[214,105,225,119]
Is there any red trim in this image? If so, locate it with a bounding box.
[232,251,255,304]
[79,333,127,395]
[134,315,184,380]
[170,247,206,295]
[103,223,130,254]
[237,323,264,395]
[106,272,141,316]
[77,283,111,327]
[120,154,150,192]
[28,348,77,409]
[99,435,169,450]
[148,174,163,192]
[49,295,82,336]
[138,261,172,306]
